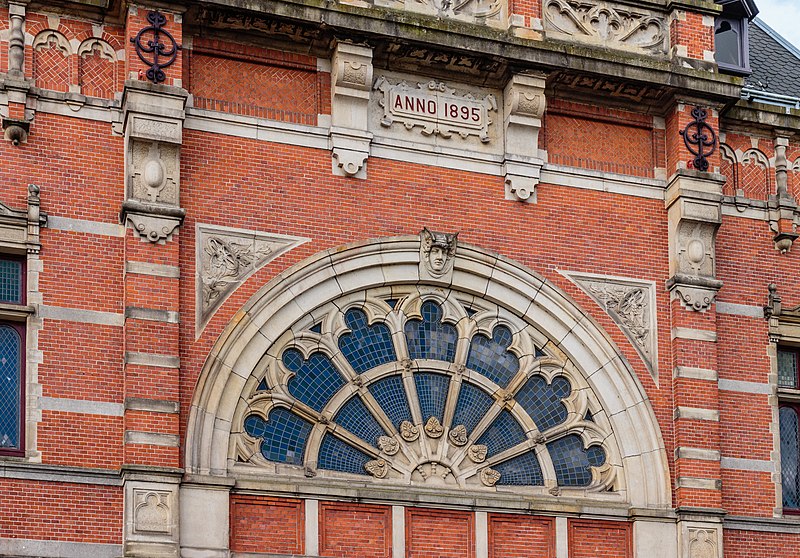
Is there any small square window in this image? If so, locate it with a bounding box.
[0,257,24,305]
[779,348,800,389]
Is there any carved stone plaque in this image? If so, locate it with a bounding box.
[374,77,497,143]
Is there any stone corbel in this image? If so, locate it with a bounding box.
[330,41,373,179]
[665,170,725,311]
[120,80,188,243]
[123,467,182,558]
[503,72,546,202]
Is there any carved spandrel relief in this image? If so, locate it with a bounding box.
[367,0,503,25]
[374,77,498,143]
[561,271,658,379]
[544,0,668,55]
[196,224,309,335]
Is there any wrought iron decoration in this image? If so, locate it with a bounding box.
[680,107,717,172]
[130,11,181,84]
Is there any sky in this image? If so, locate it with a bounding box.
[755,0,800,49]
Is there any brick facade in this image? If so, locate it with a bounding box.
[0,0,798,557]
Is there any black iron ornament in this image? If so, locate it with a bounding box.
[130,11,181,84]
[679,107,717,172]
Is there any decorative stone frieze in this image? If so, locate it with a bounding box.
[503,72,546,202]
[365,0,503,27]
[544,0,668,55]
[330,41,373,178]
[665,170,725,312]
[120,80,188,244]
[195,223,309,336]
[561,271,658,379]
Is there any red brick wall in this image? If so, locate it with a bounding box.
[0,479,123,543]
[725,530,800,557]
[230,495,305,554]
[319,501,392,558]
[568,519,632,558]
[545,100,657,178]
[488,513,555,558]
[406,507,475,558]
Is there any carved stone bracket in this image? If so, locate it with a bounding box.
[195,223,309,336]
[120,80,188,244]
[678,514,724,558]
[503,72,546,202]
[665,170,725,312]
[123,471,181,558]
[331,42,373,178]
[561,270,658,379]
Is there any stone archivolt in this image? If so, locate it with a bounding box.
[232,286,620,495]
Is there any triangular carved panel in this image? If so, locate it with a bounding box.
[560,270,658,381]
[196,223,309,336]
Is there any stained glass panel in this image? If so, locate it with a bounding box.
[548,435,606,487]
[466,326,519,387]
[779,349,798,389]
[415,372,449,422]
[515,375,571,431]
[405,301,457,362]
[495,451,544,486]
[452,381,495,435]
[339,309,396,373]
[334,396,387,447]
[476,410,527,456]
[780,406,800,509]
[245,408,313,465]
[284,349,345,412]
[318,434,371,475]
[368,375,412,428]
[0,325,21,449]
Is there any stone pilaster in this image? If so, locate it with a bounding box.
[503,71,546,202]
[330,41,373,178]
[769,132,799,253]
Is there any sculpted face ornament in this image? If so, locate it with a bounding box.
[420,228,458,279]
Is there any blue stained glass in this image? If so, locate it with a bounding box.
[284,349,345,412]
[515,376,571,431]
[318,434,371,475]
[414,373,450,422]
[452,382,495,435]
[0,325,21,449]
[334,396,387,447]
[548,435,606,487]
[780,407,800,509]
[245,408,313,465]
[368,375,412,428]
[256,378,268,391]
[465,307,478,317]
[338,308,396,373]
[495,451,544,486]
[405,301,457,362]
[385,299,399,309]
[477,410,527,456]
[309,323,322,334]
[0,259,22,304]
[466,326,519,387]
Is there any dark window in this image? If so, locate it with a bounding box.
[781,405,800,511]
[0,255,26,456]
[715,16,751,74]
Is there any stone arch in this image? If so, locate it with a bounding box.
[186,235,671,509]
